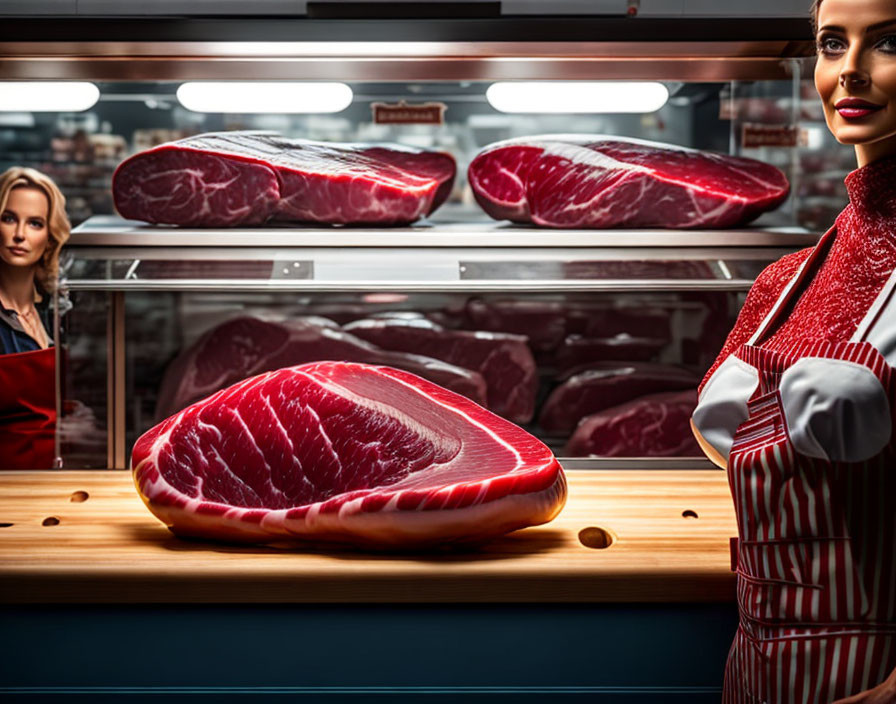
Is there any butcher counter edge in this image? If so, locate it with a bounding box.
[0,469,738,604]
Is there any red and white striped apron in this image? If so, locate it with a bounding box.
[713,231,896,702]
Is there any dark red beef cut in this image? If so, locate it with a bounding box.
[563,389,701,457]
[113,131,456,227]
[155,316,486,420]
[554,333,669,371]
[539,363,699,434]
[343,317,538,424]
[463,299,567,353]
[133,362,567,548]
[468,135,789,229]
[563,303,673,341]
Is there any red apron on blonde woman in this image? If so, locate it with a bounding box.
[0,347,56,470]
[0,167,70,470]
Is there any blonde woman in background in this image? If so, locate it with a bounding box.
[0,167,70,469]
[0,167,69,354]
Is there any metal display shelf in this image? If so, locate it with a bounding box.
[64,217,818,292]
[72,215,819,249]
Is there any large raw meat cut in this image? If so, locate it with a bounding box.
[155,316,486,420]
[564,303,672,340]
[463,299,567,353]
[344,317,537,424]
[133,362,567,548]
[468,135,789,229]
[554,333,669,371]
[563,389,701,457]
[113,131,456,227]
[539,363,699,434]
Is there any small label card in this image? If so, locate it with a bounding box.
[741,123,799,148]
[371,101,447,125]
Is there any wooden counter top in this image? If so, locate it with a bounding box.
[0,469,737,604]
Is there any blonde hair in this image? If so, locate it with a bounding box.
[0,166,71,295]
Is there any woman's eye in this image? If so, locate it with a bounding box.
[0,213,15,224]
[877,35,896,53]
[818,36,845,55]
[28,220,44,229]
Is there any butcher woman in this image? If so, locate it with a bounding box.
[691,0,896,701]
[0,167,70,469]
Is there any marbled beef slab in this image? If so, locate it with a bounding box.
[113,131,456,227]
[133,362,566,548]
[468,135,789,229]
[540,363,699,434]
[563,389,701,458]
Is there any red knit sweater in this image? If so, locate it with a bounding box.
[700,156,896,391]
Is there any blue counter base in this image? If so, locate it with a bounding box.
[0,602,737,702]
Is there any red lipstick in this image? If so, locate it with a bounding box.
[835,98,884,119]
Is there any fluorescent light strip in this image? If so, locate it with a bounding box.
[0,82,100,112]
[486,81,669,114]
[177,82,353,114]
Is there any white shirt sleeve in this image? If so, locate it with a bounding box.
[692,355,761,463]
[779,357,891,463]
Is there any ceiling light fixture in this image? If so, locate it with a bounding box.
[486,81,669,114]
[0,82,100,112]
[176,82,353,114]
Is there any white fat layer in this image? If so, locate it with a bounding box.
[137,363,553,525]
[147,470,565,547]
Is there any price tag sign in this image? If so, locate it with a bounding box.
[372,101,447,125]
[741,123,799,148]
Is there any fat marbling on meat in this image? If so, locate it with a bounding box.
[113,131,456,227]
[563,389,701,457]
[133,361,567,548]
[468,135,789,229]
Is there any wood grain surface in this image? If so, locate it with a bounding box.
[0,469,737,604]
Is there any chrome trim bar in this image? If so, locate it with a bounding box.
[65,279,756,292]
[111,292,127,471]
[0,57,800,82]
[0,42,811,81]
[71,216,820,249]
[1,40,797,58]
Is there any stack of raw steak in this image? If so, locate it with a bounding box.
[468,135,789,228]
[539,362,699,434]
[344,317,538,424]
[113,131,456,226]
[133,362,567,548]
[563,389,701,457]
[463,299,568,354]
[155,316,486,420]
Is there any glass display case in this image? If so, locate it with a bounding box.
[61,222,817,469]
[2,9,842,471]
[1,8,854,701]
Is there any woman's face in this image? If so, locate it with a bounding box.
[815,0,896,165]
[0,187,50,272]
